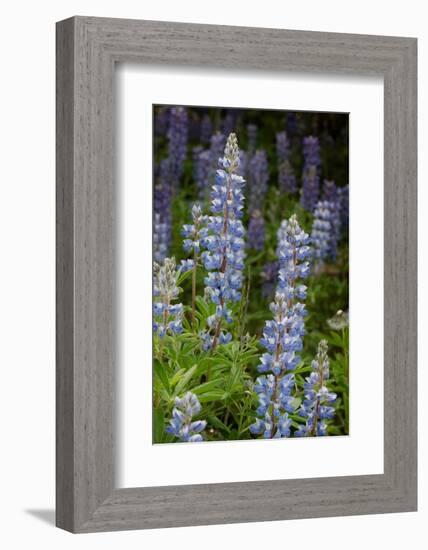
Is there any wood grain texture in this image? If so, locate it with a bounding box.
[56,16,417,533]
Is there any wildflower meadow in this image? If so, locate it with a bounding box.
[152,105,349,443]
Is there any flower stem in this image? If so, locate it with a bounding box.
[191,252,197,330]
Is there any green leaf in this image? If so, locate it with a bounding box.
[192,380,223,394]
[175,364,198,395]
[153,360,170,394]
[197,390,225,403]
[170,368,186,387]
[153,407,165,443]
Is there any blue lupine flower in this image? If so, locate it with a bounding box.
[276,131,297,193]
[248,209,265,250]
[301,136,321,211]
[182,203,209,325]
[182,203,208,255]
[166,392,207,442]
[179,259,195,273]
[153,257,183,338]
[295,340,337,437]
[250,215,311,439]
[200,133,246,350]
[311,200,341,263]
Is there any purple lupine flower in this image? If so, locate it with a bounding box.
[311,200,341,263]
[248,209,265,251]
[200,114,213,144]
[301,136,321,211]
[301,165,320,212]
[154,108,169,136]
[192,146,211,200]
[276,131,297,193]
[295,340,337,437]
[166,391,207,442]
[153,158,173,261]
[153,257,183,338]
[153,213,169,263]
[200,133,246,351]
[247,123,258,155]
[303,136,321,168]
[322,179,339,203]
[250,215,311,439]
[167,106,188,190]
[338,184,349,232]
[248,150,269,213]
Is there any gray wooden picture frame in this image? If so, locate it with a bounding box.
[56,16,417,533]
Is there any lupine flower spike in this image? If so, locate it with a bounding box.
[192,146,211,200]
[153,159,173,262]
[200,133,246,351]
[153,257,183,338]
[200,114,213,144]
[167,106,188,191]
[182,204,208,327]
[338,184,349,232]
[301,136,321,212]
[311,200,341,264]
[276,131,297,194]
[248,150,269,213]
[250,215,311,438]
[323,179,338,203]
[295,340,337,437]
[248,209,266,251]
[166,392,207,442]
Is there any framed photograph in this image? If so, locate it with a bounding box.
[56,16,417,533]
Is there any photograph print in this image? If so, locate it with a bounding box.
[152,104,349,444]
